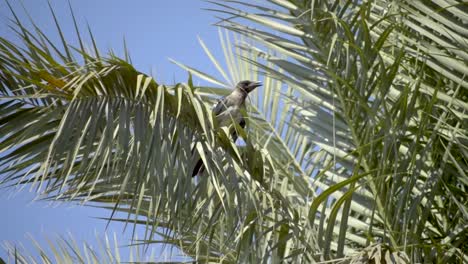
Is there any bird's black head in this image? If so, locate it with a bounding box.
[236,80,262,93]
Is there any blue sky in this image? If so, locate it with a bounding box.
[0,0,224,261]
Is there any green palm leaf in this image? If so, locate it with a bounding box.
[2,233,187,263]
[0,4,314,263]
[1,0,467,263]
[204,0,467,262]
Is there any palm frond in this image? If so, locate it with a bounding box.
[199,0,468,262]
[2,233,187,263]
[0,5,312,263]
[1,0,467,262]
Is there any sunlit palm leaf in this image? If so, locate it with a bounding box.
[2,233,182,263]
[1,0,467,263]
[0,4,314,263]
[197,0,467,262]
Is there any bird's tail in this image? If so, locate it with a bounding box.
[191,142,204,177]
[191,120,246,177]
[192,158,204,177]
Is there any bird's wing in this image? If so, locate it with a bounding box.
[212,96,228,116]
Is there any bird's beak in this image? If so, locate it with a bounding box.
[246,81,262,92]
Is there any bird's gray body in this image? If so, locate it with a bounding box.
[192,80,261,177]
[212,88,248,128]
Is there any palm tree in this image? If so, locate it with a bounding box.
[1,0,467,263]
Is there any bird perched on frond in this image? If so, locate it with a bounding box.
[192,80,262,177]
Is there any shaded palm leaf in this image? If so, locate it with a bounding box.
[0,4,313,263]
[2,233,186,263]
[199,0,467,262]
